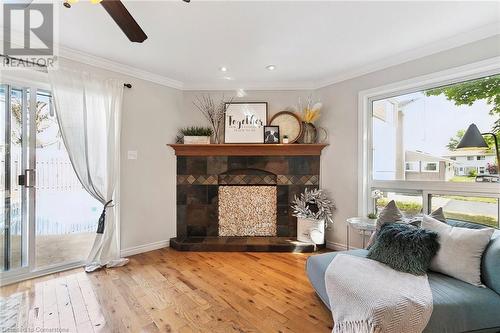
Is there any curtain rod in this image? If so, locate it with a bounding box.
[1,54,132,88]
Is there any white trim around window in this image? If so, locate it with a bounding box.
[357,56,500,217]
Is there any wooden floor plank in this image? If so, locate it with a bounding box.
[0,248,332,333]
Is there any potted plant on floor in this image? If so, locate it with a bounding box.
[181,126,213,144]
[292,188,335,245]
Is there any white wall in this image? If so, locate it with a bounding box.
[316,35,500,249]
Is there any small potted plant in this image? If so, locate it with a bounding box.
[367,213,378,224]
[180,126,213,144]
[291,188,335,245]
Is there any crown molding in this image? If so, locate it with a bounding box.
[182,80,316,91]
[59,46,184,90]
[314,22,500,89]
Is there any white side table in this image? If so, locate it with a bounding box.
[346,217,376,250]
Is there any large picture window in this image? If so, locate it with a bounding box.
[361,63,500,229]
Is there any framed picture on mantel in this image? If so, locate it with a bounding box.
[224,102,268,143]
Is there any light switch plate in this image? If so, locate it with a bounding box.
[127,150,138,160]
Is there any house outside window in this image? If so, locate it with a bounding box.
[422,162,439,172]
[361,65,500,229]
[405,161,420,172]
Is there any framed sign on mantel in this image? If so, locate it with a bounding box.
[224,102,268,143]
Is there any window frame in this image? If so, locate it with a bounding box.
[357,57,500,223]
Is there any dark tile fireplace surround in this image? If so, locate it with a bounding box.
[169,144,327,252]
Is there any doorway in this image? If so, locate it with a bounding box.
[1,83,99,284]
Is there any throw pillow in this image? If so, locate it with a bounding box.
[367,223,440,275]
[366,200,403,248]
[409,207,447,227]
[421,215,494,286]
[429,207,446,223]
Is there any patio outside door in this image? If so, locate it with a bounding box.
[1,83,100,284]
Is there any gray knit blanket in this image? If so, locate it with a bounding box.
[325,254,433,333]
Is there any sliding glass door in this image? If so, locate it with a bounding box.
[1,84,30,273]
[1,83,99,283]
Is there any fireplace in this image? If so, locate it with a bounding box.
[169,144,327,252]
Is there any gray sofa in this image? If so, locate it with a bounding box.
[306,221,500,333]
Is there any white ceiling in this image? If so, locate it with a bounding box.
[55,1,500,89]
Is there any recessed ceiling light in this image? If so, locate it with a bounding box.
[223,76,234,81]
[220,66,228,72]
[266,64,276,71]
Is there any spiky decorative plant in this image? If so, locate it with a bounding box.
[193,94,233,144]
[292,188,335,226]
[180,126,213,136]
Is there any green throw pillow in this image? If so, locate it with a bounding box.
[367,223,440,275]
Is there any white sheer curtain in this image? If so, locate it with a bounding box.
[48,68,128,272]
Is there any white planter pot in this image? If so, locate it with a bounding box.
[297,217,325,245]
[183,136,211,144]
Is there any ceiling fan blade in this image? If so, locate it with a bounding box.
[100,0,147,43]
[4,0,33,8]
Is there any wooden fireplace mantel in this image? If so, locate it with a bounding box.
[168,144,328,156]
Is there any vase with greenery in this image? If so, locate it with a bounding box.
[291,188,335,244]
[180,126,213,144]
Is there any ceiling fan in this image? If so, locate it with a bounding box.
[64,0,191,43]
[18,0,191,43]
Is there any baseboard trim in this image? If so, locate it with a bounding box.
[326,241,361,251]
[121,240,170,257]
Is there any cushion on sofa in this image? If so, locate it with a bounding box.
[367,223,440,275]
[366,200,403,247]
[446,220,500,294]
[482,230,500,295]
[422,215,494,286]
[410,207,447,227]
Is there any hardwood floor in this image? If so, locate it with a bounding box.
[0,248,333,332]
